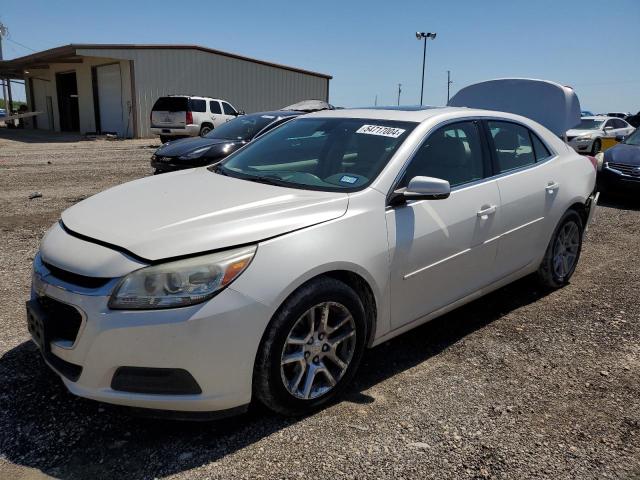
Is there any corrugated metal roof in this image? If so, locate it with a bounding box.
[0,43,332,79]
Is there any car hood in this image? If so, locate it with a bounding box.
[605,142,640,165]
[156,137,237,157]
[566,128,599,136]
[61,168,349,261]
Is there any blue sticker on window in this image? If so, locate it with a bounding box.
[340,175,358,184]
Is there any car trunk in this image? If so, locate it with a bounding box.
[151,97,189,128]
[448,78,582,138]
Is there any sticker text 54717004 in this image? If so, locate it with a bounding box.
[356,125,406,138]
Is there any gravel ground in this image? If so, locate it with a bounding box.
[0,129,639,480]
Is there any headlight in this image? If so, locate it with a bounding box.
[595,152,605,171]
[109,246,256,309]
[178,146,211,160]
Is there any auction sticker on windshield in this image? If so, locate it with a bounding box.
[356,124,406,138]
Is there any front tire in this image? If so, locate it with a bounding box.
[254,277,367,416]
[537,210,583,288]
[591,138,601,155]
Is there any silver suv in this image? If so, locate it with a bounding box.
[150,95,242,143]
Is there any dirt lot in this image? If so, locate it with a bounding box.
[0,129,639,480]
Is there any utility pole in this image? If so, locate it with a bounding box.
[374,94,378,106]
[397,83,402,106]
[447,70,453,103]
[0,23,9,112]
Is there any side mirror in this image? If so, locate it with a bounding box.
[391,176,450,205]
[615,134,626,142]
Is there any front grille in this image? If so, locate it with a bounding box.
[607,162,640,177]
[43,261,111,288]
[37,296,83,344]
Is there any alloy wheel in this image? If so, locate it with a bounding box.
[552,221,580,279]
[280,302,356,400]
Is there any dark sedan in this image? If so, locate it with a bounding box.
[151,111,300,173]
[598,128,640,195]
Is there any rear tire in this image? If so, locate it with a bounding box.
[591,138,601,155]
[159,135,171,144]
[537,210,583,288]
[200,124,213,136]
[253,277,367,416]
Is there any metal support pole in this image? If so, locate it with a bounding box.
[420,38,427,106]
[447,70,452,103]
[0,36,7,111]
[397,83,402,106]
[7,76,13,113]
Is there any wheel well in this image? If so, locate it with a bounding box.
[200,123,213,130]
[321,271,377,346]
[568,202,588,226]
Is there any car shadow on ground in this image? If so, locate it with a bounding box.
[0,275,551,479]
[598,192,640,212]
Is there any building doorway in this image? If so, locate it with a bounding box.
[55,71,79,131]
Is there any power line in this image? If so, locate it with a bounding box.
[6,37,36,52]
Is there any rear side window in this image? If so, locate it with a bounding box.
[189,99,206,112]
[152,97,188,112]
[400,121,485,188]
[613,119,627,129]
[488,121,535,173]
[531,133,552,161]
[209,101,222,114]
[222,102,237,115]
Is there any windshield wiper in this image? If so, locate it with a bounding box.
[210,163,229,176]
[243,174,293,187]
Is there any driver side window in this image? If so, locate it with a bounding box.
[400,121,485,188]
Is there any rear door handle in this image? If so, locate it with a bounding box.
[477,205,497,217]
[546,182,560,193]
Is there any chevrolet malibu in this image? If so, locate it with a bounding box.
[27,80,597,417]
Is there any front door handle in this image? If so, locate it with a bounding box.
[546,182,560,194]
[477,205,497,218]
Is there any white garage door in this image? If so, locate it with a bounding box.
[96,63,124,136]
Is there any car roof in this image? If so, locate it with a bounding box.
[247,110,301,118]
[163,95,226,101]
[302,106,463,123]
[581,116,611,120]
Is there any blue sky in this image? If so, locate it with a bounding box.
[2,0,639,113]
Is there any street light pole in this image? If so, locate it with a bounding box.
[416,32,436,106]
[397,83,402,106]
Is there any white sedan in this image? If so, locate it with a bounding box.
[567,116,635,154]
[27,80,597,417]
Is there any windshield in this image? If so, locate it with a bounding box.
[205,114,284,141]
[577,119,604,130]
[215,117,416,191]
[623,128,640,146]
